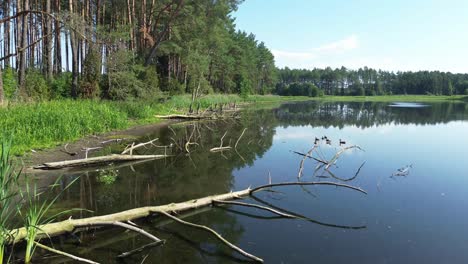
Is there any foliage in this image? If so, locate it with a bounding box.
[80,46,101,98]
[1,67,17,100]
[97,169,118,185]
[0,136,20,264]
[19,177,78,263]
[276,82,322,97]
[50,72,72,99]
[277,67,468,96]
[24,70,50,100]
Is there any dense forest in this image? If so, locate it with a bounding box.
[1,1,468,104]
[276,67,468,96]
[0,0,277,103]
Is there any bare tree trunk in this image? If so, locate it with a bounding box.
[54,0,61,73]
[4,0,11,67]
[69,0,79,98]
[64,30,69,72]
[43,0,53,79]
[126,0,134,51]
[18,0,29,96]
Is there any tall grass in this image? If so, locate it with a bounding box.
[19,177,78,263]
[0,136,20,264]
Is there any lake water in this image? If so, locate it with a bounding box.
[32,100,468,263]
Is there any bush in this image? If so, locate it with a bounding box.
[2,66,17,99]
[50,72,72,99]
[167,78,185,95]
[25,70,49,100]
[107,71,146,100]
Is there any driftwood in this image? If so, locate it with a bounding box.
[155,114,210,120]
[8,181,366,263]
[33,154,170,170]
[121,138,159,155]
[81,147,103,159]
[210,131,231,152]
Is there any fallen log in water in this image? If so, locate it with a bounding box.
[33,154,171,170]
[8,181,367,263]
[155,114,211,120]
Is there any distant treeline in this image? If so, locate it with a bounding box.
[2,0,468,103]
[276,67,468,96]
[0,0,276,103]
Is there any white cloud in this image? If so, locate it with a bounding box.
[273,34,360,69]
[314,35,359,53]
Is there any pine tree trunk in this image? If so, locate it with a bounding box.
[18,0,29,97]
[4,0,11,67]
[54,0,62,73]
[44,0,53,79]
[69,0,79,98]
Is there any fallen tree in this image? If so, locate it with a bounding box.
[33,154,170,170]
[8,181,367,263]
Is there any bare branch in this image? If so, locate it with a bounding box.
[33,241,99,264]
[157,211,263,263]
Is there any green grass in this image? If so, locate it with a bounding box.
[0,95,310,155]
[310,95,467,102]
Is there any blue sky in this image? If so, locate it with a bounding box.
[233,0,468,73]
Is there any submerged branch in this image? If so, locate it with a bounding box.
[34,242,99,264]
[212,199,297,219]
[157,211,263,262]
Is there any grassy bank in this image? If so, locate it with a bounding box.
[0,94,310,155]
[312,95,467,102]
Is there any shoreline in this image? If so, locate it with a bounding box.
[7,94,466,166]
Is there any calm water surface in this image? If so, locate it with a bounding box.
[32,100,468,263]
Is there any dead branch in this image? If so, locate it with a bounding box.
[325,145,364,170]
[292,150,328,165]
[100,138,126,144]
[249,181,367,195]
[210,131,231,152]
[155,114,208,120]
[117,241,161,258]
[33,154,170,170]
[121,138,159,155]
[8,181,366,244]
[234,128,247,150]
[157,211,263,262]
[297,145,318,179]
[60,143,78,156]
[34,241,99,264]
[212,200,297,219]
[80,221,164,244]
[81,147,103,159]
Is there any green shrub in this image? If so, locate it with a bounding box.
[25,70,49,100]
[2,66,17,99]
[50,72,72,99]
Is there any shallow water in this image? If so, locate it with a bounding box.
[31,100,468,263]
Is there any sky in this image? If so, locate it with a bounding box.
[233,0,468,73]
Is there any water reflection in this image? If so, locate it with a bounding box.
[29,100,468,263]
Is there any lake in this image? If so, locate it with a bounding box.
[32,100,468,263]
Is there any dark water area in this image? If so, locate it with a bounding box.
[31,100,468,263]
